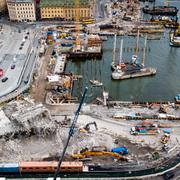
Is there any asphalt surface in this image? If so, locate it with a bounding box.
[0,20,40,98]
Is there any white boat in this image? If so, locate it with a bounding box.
[112,69,125,79]
[89,80,103,86]
[169,31,180,47]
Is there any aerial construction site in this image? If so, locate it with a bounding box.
[0,0,180,179]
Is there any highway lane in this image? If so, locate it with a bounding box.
[0,25,36,97]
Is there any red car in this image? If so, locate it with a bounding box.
[0,69,3,77]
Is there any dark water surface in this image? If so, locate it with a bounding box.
[66,0,180,102]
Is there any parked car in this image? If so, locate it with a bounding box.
[19,46,22,50]
[0,68,3,77]
[11,64,15,69]
[1,77,8,82]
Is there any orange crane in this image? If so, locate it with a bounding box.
[75,0,81,51]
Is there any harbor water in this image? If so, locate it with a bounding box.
[66,0,180,102]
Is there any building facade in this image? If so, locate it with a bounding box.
[0,0,7,14]
[7,0,36,22]
[40,0,92,20]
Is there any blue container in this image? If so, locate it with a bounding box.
[111,147,129,155]
[163,129,172,134]
[0,163,19,173]
[138,129,147,133]
[47,31,53,35]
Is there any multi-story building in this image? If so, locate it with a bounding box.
[0,0,7,14]
[7,0,36,22]
[40,0,92,20]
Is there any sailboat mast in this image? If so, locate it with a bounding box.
[165,0,168,7]
[153,0,155,10]
[135,30,139,56]
[95,58,97,81]
[119,39,123,67]
[112,34,117,64]
[142,34,147,67]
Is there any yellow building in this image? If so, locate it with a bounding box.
[0,0,7,13]
[7,0,36,22]
[40,0,92,20]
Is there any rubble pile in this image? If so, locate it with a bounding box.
[1,100,56,140]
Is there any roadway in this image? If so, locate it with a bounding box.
[0,22,41,101]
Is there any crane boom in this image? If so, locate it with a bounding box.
[75,0,81,51]
[53,87,88,180]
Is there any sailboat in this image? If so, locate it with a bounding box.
[112,34,156,80]
[142,0,178,16]
[169,23,180,47]
[89,59,103,86]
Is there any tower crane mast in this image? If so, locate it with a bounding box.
[75,0,81,51]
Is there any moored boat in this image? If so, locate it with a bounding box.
[112,34,157,80]
[143,6,178,16]
[169,29,180,47]
[175,94,180,102]
[89,80,103,86]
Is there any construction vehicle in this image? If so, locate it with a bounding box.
[161,133,170,144]
[71,147,127,160]
[79,121,98,133]
[130,126,160,135]
[159,105,168,113]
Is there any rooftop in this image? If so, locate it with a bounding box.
[7,0,34,3]
[40,0,90,8]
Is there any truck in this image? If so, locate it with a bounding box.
[130,126,159,135]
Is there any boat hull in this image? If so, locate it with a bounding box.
[143,6,178,16]
[169,33,180,47]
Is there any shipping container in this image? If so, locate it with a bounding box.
[0,163,19,173]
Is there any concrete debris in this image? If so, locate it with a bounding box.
[1,100,55,140]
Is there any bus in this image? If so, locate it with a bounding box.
[82,18,95,25]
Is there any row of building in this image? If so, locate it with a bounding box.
[0,0,92,22]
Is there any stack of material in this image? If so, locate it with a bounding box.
[87,35,102,47]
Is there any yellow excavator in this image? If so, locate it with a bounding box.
[71,146,127,160]
[161,133,170,144]
[79,121,98,133]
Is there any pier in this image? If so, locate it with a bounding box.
[112,68,157,80]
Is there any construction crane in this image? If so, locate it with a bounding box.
[53,87,88,180]
[75,0,81,51]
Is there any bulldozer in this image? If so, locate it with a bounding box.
[79,121,98,133]
[159,105,168,113]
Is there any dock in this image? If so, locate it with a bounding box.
[112,68,157,80]
[68,51,102,58]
